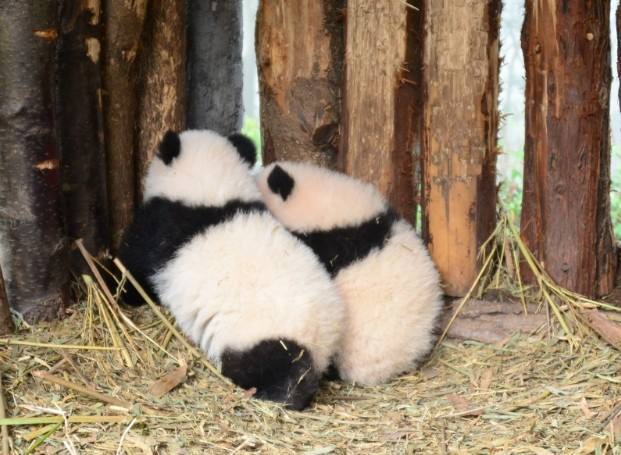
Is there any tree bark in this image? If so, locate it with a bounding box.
[57,0,109,268]
[102,0,148,251]
[0,1,69,322]
[422,0,500,296]
[521,0,616,297]
[256,0,344,168]
[186,0,242,134]
[0,265,12,335]
[136,0,186,198]
[340,1,419,218]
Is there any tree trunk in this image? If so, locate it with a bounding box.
[0,2,69,322]
[340,1,419,218]
[57,0,109,269]
[256,0,344,168]
[136,0,186,198]
[422,0,500,296]
[186,0,242,134]
[521,0,616,297]
[0,265,12,335]
[102,0,148,251]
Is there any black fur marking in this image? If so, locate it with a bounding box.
[221,338,320,411]
[267,165,294,201]
[228,133,256,167]
[158,130,181,165]
[294,210,397,277]
[116,197,266,306]
[323,362,341,381]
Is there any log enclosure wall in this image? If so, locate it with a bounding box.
[521,0,616,297]
[340,0,421,218]
[57,0,109,268]
[256,1,344,168]
[0,2,68,321]
[422,0,501,296]
[187,0,243,134]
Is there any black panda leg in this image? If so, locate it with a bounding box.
[323,361,341,382]
[221,339,320,411]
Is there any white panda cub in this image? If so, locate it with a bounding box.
[256,162,443,386]
[118,131,345,410]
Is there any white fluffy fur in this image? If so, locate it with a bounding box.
[256,162,443,385]
[256,162,387,232]
[144,130,344,371]
[153,212,344,371]
[144,130,260,206]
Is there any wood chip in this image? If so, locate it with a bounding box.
[582,310,621,349]
[150,359,188,397]
[479,368,494,391]
[446,394,482,417]
[579,397,596,419]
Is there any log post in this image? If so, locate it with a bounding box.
[187,0,242,134]
[521,0,616,297]
[102,0,148,251]
[256,1,344,167]
[57,0,109,268]
[422,0,501,296]
[136,0,186,197]
[0,266,12,335]
[340,1,420,218]
[0,2,69,321]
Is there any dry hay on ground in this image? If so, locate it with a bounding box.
[1,298,620,454]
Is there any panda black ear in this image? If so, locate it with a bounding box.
[228,133,256,167]
[267,165,294,201]
[158,130,181,165]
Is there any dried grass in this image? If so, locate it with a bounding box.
[0,216,620,453]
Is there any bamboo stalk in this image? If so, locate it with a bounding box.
[112,259,229,383]
[0,372,9,455]
[31,371,131,410]
[0,415,128,426]
[0,340,118,351]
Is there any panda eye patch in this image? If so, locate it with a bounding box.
[267,165,294,201]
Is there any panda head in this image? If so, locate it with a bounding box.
[256,162,388,232]
[143,130,259,206]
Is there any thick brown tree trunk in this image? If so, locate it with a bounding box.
[422,0,500,296]
[0,265,12,335]
[340,1,419,218]
[0,2,69,322]
[521,1,616,297]
[256,1,344,167]
[102,0,148,251]
[57,0,109,268]
[187,0,242,134]
[136,0,186,197]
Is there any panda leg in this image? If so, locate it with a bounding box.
[221,338,320,411]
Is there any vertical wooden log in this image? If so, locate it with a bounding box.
[421,1,501,296]
[0,2,69,321]
[340,1,420,218]
[257,1,344,167]
[521,0,616,297]
[0,265,12,335]
[102,0,148,251]
[57,0,109,267]
[187,0,242,134]
[136,0,186,197]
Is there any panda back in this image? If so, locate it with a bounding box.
[152,211,344,371]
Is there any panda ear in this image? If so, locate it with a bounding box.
[158,130,181,165]
[267,165,294,201]
[228,133,256,167]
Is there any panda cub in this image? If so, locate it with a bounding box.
[256,162,443,386]
[118,130,345,410]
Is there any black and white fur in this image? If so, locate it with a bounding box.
[256,162,443,385]
[117,131,344,410]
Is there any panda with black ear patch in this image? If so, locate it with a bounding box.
[117,130,345,410]
[256,162,443,386]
